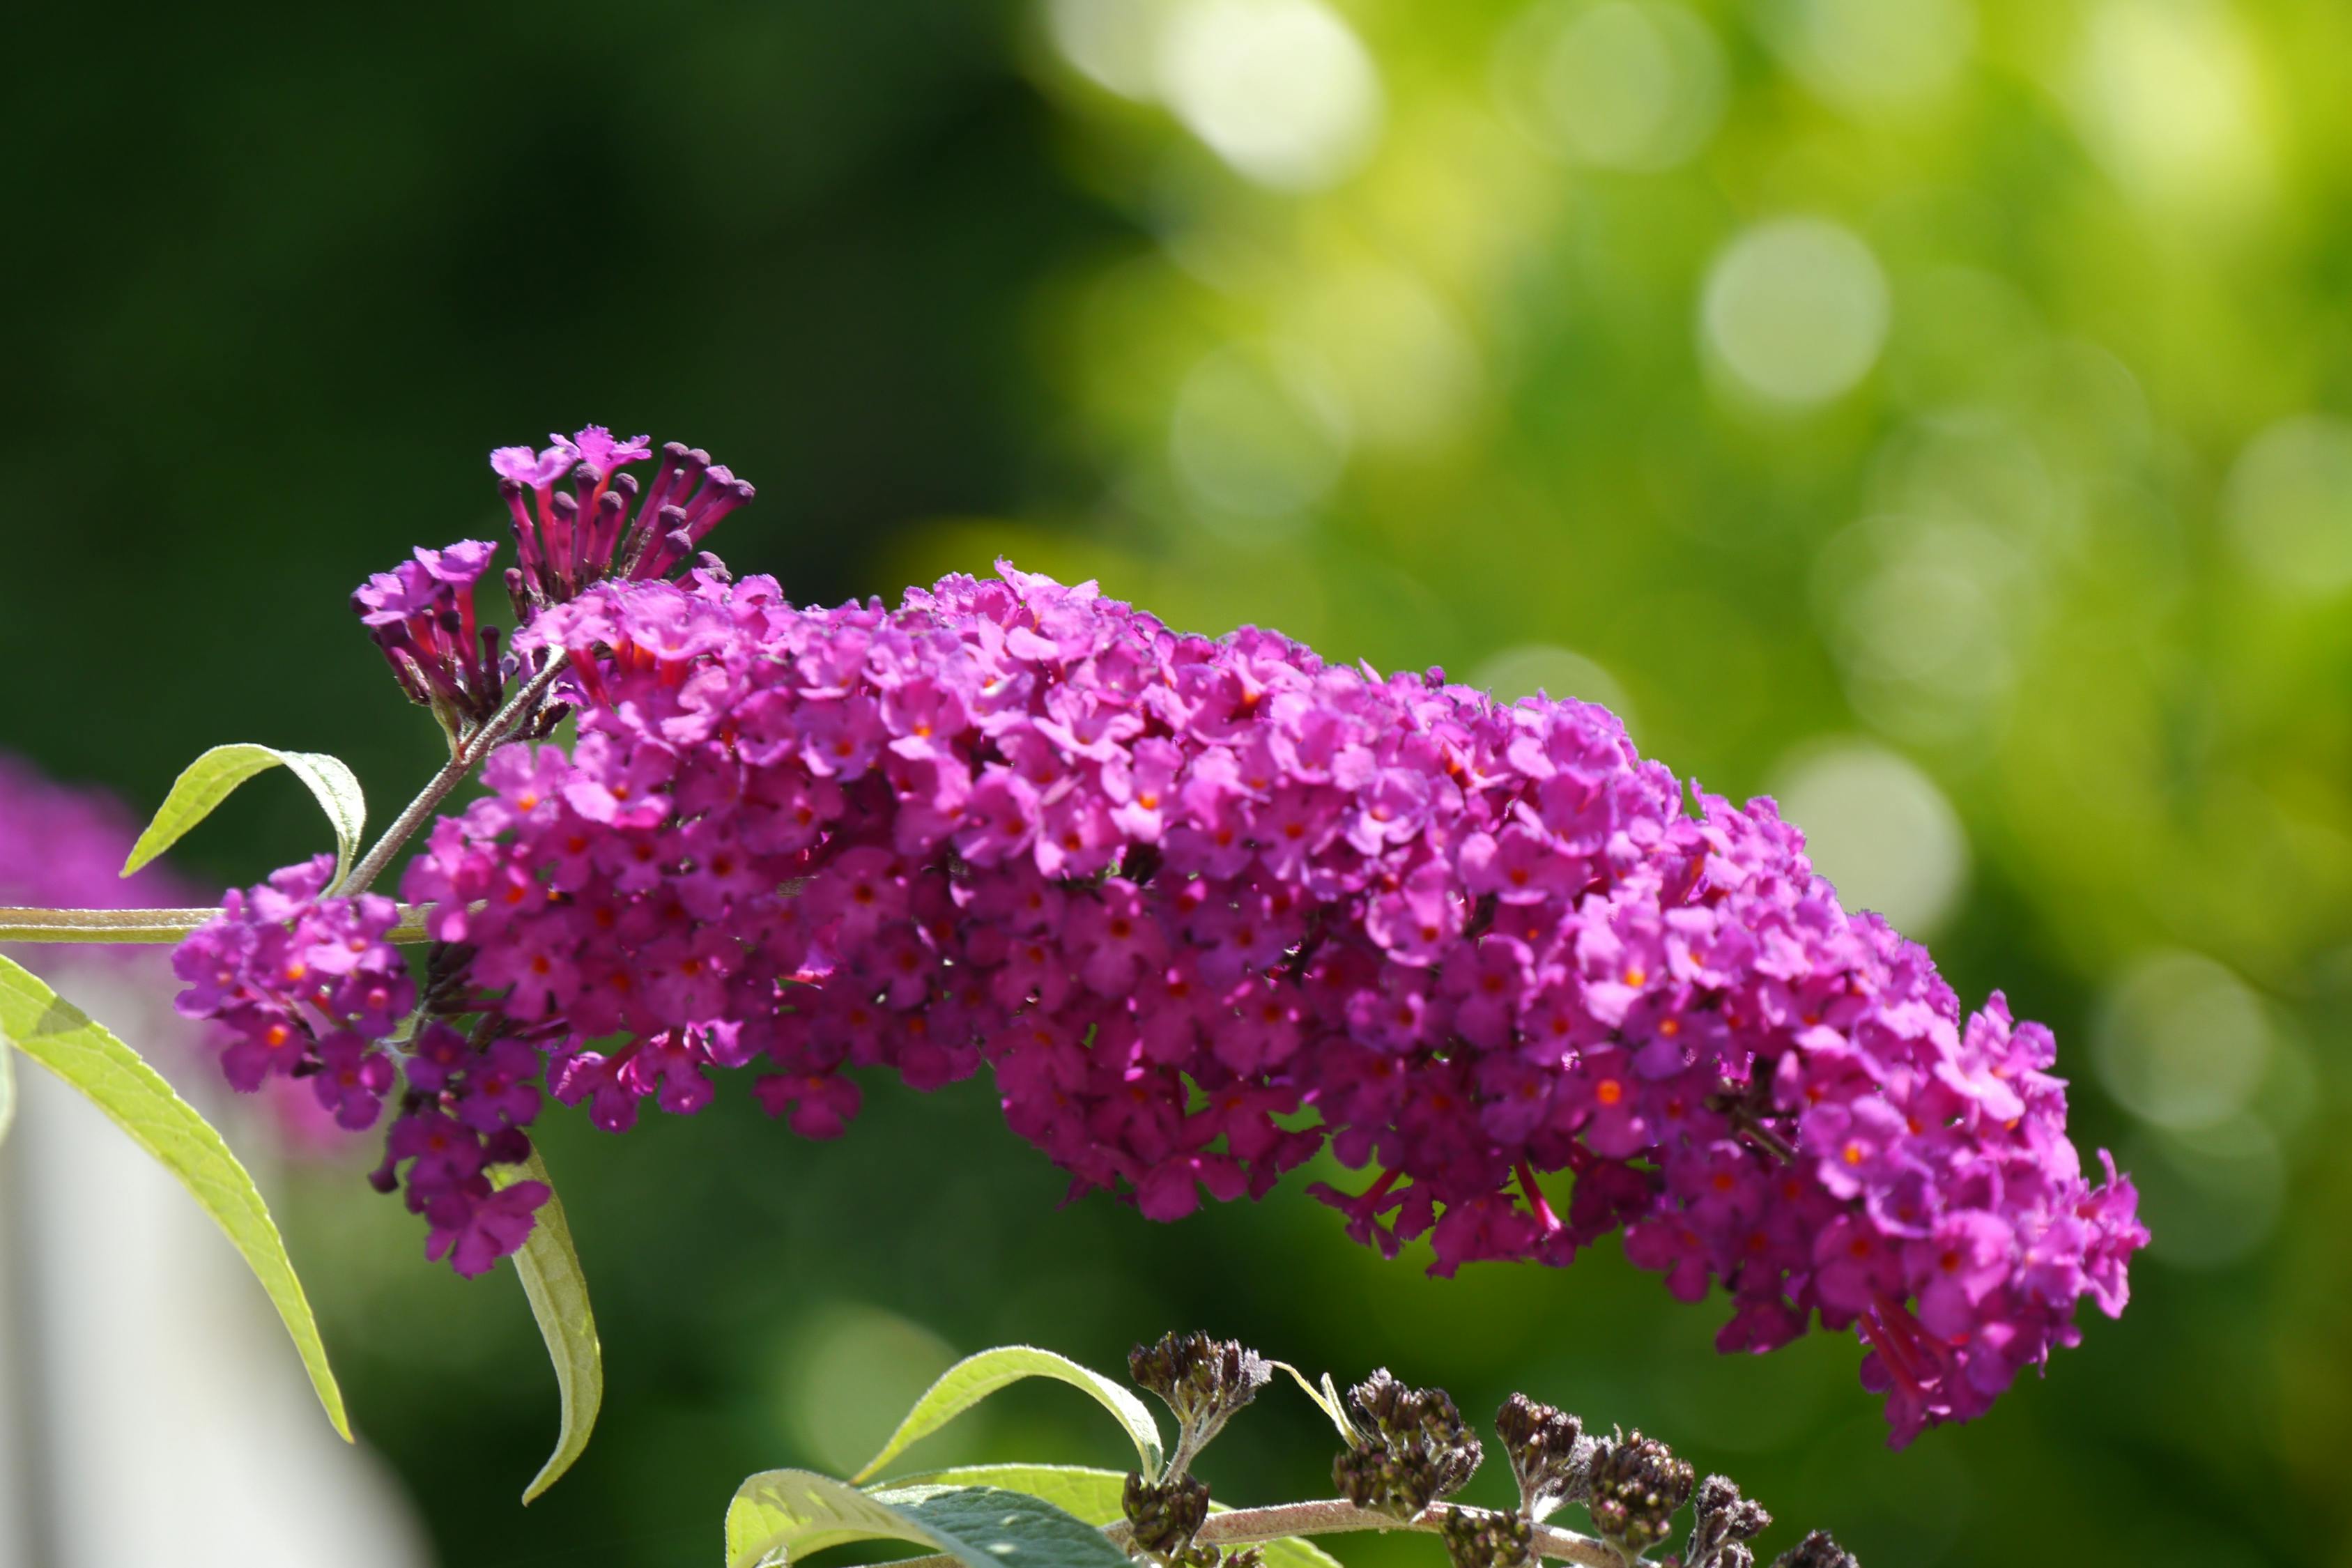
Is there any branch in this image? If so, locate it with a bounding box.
[335,650,569,897]
[1,904,440,946]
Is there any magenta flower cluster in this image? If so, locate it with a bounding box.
[157,426,2144,1443]
[169,854,551,1268]
[390,551,2139,1445]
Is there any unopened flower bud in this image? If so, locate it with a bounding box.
[1132,1333,1273,1433]
[1585,1429,1695,1556]
[1123,1472,1211,1562]
[1495,1394,1592,1519]
[1439,1506,1534,1568]
[1771,1532,1859,1568]
[1683,1475,1770,1568]
[1130,1332,1273,1473]
[1334,1370,1482,1519]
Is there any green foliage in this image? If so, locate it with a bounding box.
[0,953,348,1440]
[122,742,367,886]
[725,1473,1137,1568]
[886,1465,1345,1568]
[853,1345,1165,1484]
[494,1148,604,1504]
[1268,1362,1358,1449]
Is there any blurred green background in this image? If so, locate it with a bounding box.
[4,0,2349,1563]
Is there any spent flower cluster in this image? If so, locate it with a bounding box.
[157,423,2147,1446]
[1105,1331,1856,1568]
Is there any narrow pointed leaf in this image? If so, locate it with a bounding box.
[123,744,367,885]
[884,1465,1346,1568]
[1270,1362,1360,1447]
[852,1345,1162,1484]
[726,1473,1136,1568]
[0,955,349,1440]
[494,1148,603,1503]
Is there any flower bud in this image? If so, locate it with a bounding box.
[1131,1332,1273,1434]
[1438,1506,1534,1568]
[1494,1393,1592,1520]
[1585,1429,1695,1556]
[1122,1471,1211,1563]
[1682,1475,1771,1568]
[1771,1532,1860,1568]
[1333,1370,1482,1520]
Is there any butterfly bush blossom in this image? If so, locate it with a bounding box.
[171,429,2147,1445]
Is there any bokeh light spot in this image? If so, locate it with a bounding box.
[1470,644,1638,737]
[1045,0,1171,99]
[1157,0,1383,192]
[1769,739,1969,939]
[1757,0,1975,115]
[1813,514,2027,743]
[2093,950,2273,1131]
[2222,415,2352,598]
[1700,218,1889,408]
[1491,0,1726,171]
[2073,0,2273,211]
[2129,1114,2285,1270]
[1169,341,1352,535]
[781,1302,966,1475]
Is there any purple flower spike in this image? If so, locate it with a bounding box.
[381,558,2144,1442]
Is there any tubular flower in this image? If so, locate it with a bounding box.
[493,424,755,610]
[352,539,509,725]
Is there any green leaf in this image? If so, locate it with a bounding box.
[1270,1362,1360,1448]
[852,1345,1162,1484]
[0,1039,15,1150]
[725,1473,1138,1568]
[884,1465,1347,1568]
[0,955,350,1440]
[123,744,367,886]
[494,1148,602,1503]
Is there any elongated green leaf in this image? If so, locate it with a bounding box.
[725,1473,1137,1568]
[885,1465,1346,1568]
[0,955,349,1440]
[852,1345,1162,1484]
[123,744,367,885]
[1271,1362,1359,1447]
[0,1040,15,1149]
[493,1148,601,1503]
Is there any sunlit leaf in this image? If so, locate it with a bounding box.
[1270,1362,1359,1447]
[886,1463,1346,1568]
[0,955,350,1438]
[122,743,367,886]
[852,1344,1162,1484]
[494,1148,602,1502]
[725,1473,1136,1568]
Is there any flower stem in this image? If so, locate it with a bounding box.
[335,651,569,897]
[1,904,441,946]
[0,907,231,944]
